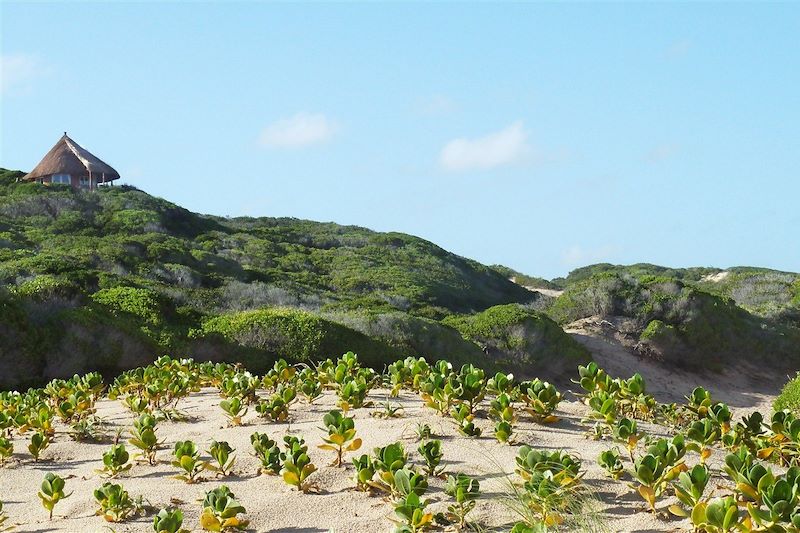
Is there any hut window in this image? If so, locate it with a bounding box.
[79,176,90,188]
[52,174,71,184]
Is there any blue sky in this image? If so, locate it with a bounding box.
[2,3,798,279]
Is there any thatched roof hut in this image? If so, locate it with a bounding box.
[22,133,120,189]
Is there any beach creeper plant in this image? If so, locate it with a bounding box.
[519,379,562,423]
[280,436,317,493]
[251,432,281,475]
[598,448,625,480]
[387,357,430,396]
[353,454,377,491]
[489,392,517,422]
[199,485,249,532]
[98,443,133,478]
[514,448,582,486]
[574,362,614,395]
[153,508,189,533]
[687,418,721,463]
[371,442,409,493]
[632,435,688,513]
[129,413,161,465]
[318,409,362,466]
[685,387,713,418]
[38,472,71,520]
[494,421,514,444]
[586,390,617,426]
[440,473,480,529]
[611,417,642,460]
[486,372,514,395]
[93,482,136,522]
[452,364,486,415]
[418,439,445,477]
[299,376,323,404]
[393,468,429,498]
[707,402,733,434]
[690,496,746,533]
[520,470,574,527]
[0,437,12,465]
[207,440,236,477]
[490,392,517,443]
[219,396,247,426]
[255,385,296,422]
[172,440,207,483]
[451,404,481,437]
[28,431,49,461]
[337,376,372,413]
[392,492,433,533]
[747,476,799,528]
[668,464,711,518]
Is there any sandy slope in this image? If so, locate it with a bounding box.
[565,319,781,416]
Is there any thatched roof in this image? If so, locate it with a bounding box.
[23,133,120,182]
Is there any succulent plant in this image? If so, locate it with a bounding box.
[98,443,133,478]
[280,436,317,492]
[207,440,236,477]
[153,507,188,533]
[199,486,248,532]
[439,473,480,528]
[38,472,71,520]
[251,432,281,474]
[93,482,136,522]
[172,440,206,483]
[318,409,362,466]
[418,439,444,477]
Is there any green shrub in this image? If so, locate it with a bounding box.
[195,308,398,369]
[91,286,164,326]
[443,304,589,374]
[775,372,800,415]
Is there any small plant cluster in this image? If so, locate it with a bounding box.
[576,363,658,437]
[688,446,800,531]
[512,447,585,528]
[152,486,248,533]
[0,372,106,464]
[280,435,318,493]
[94,482,146,522]
[108,356,205,417]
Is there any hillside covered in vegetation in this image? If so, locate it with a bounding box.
[0,168,591,388]
[546,263,800,370]
[2,167,797,389]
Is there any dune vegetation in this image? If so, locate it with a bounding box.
[1,352,800,532]
[3,169,799,392]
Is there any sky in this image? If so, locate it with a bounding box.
[2,2,799,279]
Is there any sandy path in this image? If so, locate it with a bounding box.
[565,323,780,417]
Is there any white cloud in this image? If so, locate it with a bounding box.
[561,245,619,267]
[1,54,45,94]
[439,121,530,172]
[258,112,337,149]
